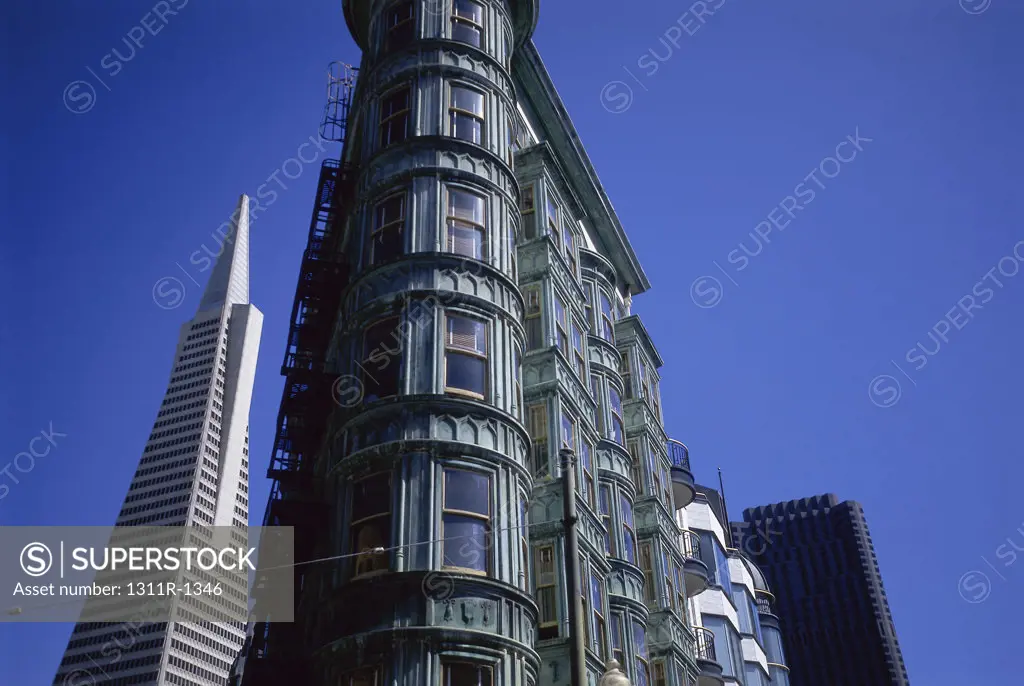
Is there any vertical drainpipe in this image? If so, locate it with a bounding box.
[561,448,588,686]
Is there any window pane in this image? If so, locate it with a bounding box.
[377,194,404,225]
[444,662,490,686]
[352,518,389,565]
[610,387,622,415]
[561,415,574,448]
[382,88,408,118]
[352,473,390,521]
[633,620,648,656]
[444,469,489,514]
[386,3,415,49]
[449,188,485,223]
[363,320,401,399]
[443,515,489,571]
[447,316,485,353]
[453,0,483,23]
[448,222,484,259]
[590,573,602,607]
[451,112,482,144]
[554,296,566,327]
[452,21,482,47]
[446,351,485,395]
[372,225,403,263]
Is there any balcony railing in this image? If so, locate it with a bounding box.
[694,626,717,662]
[681,530,702,560]
[755,590,776,616]
[667,439,691,471]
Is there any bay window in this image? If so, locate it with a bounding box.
[580,439,595,509]
[363,318,401,401]
[379,86,410,148]
[446,187,486,260]
[650,453,662,505]
[620,495,636,564]
[554,294,568,357]
[524,285,542,350]
[662,547,675,610]
[371,192,405,264]
[560,413,575,452]
[527,402,548,476]
[450,0,484,48]
[610,612,625,663]
[513,344,523,416]
[600,290,615,342]
[563,225,577,274]
[591,572,606,659]
[633,620,650,686]
[621,351,632,399]
[599,484,615,556]
[449,84,485,145]
[536,544,558,639]
[653,661,667,686]
[442,468,491,574]
[444,314,487,399]
[546,194,560,245]
[351,472,391,577]
[384,2,414,50]
[442,661,492,686]
[640,542,656,604]
[571,322,585,377]
[610,386,624,445]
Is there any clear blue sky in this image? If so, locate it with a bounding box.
[3,0,1022,682]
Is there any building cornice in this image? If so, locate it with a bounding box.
[513,41,651,294]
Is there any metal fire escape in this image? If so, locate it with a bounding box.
[236,62,357,686]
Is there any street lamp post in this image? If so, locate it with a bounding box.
[599,659,631,686]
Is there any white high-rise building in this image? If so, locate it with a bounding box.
[53,195,263,686]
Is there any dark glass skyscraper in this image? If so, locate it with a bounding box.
[732,495,909,686]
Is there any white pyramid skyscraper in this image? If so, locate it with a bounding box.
[53,195,264,685]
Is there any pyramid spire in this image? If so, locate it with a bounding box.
[198,194,250,312]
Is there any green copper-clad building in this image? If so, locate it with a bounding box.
[238,2,739,685]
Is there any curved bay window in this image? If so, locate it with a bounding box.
[571,322,585,377]
[599,484,615,556]
[633,620,650,686]
[444,313,487,399]
[384,2,414,51]
[351,472,391,577]
[379,86,410,148]
[599,290,615,342]
[441,468,491,574]
[609,386,625,445]
[610,612,625,663]
[620,495,636,565]
[450,0,484,48]
[580,439,595,509]
[362,318,401,401]
[442,660,493,686]
[371,192,405,265]
[446,187,487,260]
[590,572,607,659]
[449,84,485,145]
